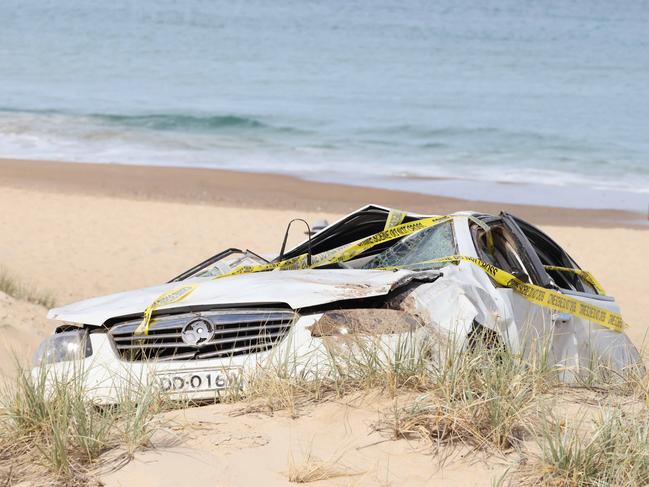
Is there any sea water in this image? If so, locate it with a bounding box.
[1,0,648,210]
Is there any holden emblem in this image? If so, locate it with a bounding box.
[180,317,215,346]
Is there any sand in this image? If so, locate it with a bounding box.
[0,292,53,376]
[103,393,508,487]
[1,158,643,226]
[1,159,648,485]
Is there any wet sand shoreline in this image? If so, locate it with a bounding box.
[0,158,642,227]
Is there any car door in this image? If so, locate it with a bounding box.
[502,213,640,380]
[468,215,558,365]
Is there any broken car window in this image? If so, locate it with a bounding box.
[363,221,456,270]
[191,251,268,279]
[473,225,533,283]
[511,217,598,294]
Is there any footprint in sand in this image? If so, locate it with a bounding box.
[213,432,270,449]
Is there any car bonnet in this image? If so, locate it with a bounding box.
[47,269,416,326]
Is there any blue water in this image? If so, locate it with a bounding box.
[1,0,648,209]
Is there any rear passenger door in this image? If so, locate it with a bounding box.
[502,214,633,379]
[503,213,619,310]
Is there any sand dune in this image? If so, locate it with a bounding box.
[1,161,648,486]
[103,394,505,487]
[0,292,53,376]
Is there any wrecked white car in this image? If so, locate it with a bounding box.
[34,205,642,402]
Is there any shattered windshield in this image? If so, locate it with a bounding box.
[190,251,268,279]
[363,221,456,270]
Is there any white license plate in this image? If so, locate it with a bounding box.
[155,368,241,394]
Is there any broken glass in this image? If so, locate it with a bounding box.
[364,221,456,270]
[192,251,267,278]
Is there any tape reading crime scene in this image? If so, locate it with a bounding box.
[385,255,624,333]
[543,265,606,295]
[262,211,410,272]
[383,209,407,230]
[135,211,427,333]
[310,215,451,268]
[214,215,450,278]
[136,216,623,335]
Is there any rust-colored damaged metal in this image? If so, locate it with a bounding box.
[307,308,422,337]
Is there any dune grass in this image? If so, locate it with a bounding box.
[379,341,548,452]
[287,449,358,483]
[0,267,56,308]
[236,332,433,417]
[0,366,169,486]
[519,407,649,486]
[241,329,557,452]
[0,326,645,486]
[232,329,647,484]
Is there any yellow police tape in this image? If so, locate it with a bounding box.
[382,255,624,333]
[543,265,606,295]
[214,214,451,278]
[135,215,625,335]
[134,284,198,335]
[383,209,407,230]
[135,210,438,334]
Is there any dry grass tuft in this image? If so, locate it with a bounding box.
[236,333,433,418]
[0,267,56,308]
[0,365,170,486]
[519,407,649,486]
[287,450,358,483]
[236,330,647,486]
[377,331,554,452]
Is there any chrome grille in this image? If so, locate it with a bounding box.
[109,308,297,361]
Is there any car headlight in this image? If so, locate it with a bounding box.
[33,329,93,366]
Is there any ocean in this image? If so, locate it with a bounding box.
[1,0,648,210]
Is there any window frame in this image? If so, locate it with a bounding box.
[506,214,600,295]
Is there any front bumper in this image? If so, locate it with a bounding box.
[33,314,324,403]
[32,313,430,404]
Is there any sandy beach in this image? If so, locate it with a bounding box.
[1,158,648,486]
[3,1,649,483]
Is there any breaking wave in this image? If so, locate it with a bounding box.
[0,107,648,206]
[0,107,306,135]
[94,113,275,132]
